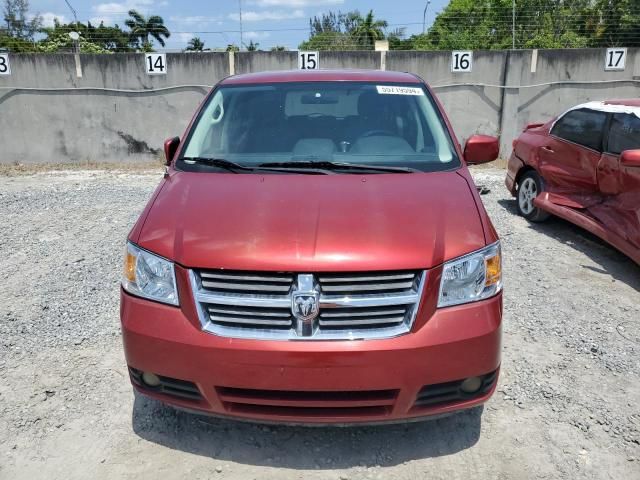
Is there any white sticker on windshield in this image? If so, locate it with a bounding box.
[376,85,424,96]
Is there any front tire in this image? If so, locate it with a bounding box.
[517,171,550,222]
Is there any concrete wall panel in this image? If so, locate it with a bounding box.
[0,49,637,163]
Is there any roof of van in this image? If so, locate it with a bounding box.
[221,69,422,85]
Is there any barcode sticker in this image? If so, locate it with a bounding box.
[376,86,424,96]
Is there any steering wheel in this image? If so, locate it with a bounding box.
[359,129,396,138]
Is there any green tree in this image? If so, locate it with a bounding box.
[301,9,389,50]
[309,10,361,36]
[387,27,414,50]
[3,0,41,40]
[270,45,287,51]
[0,29,37,51]
[408,0,589,50]
[186,36,204,51]
[247,39,259,51]
[352,10,388,49]
[88,21,133,51]
[124,9,170,50]
[226,43,239,52]
[38,19,133,52]
[593,0,640,47]
[37,30,110,53]
[299,30,359,51]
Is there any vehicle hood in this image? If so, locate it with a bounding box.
[136,170,486,271]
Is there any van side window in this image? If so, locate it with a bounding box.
[550,108,607,151]
[607,113,640,155]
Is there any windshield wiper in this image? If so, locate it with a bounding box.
[258,160,418,174]
[179,157,334,175]
[179,157,255,173]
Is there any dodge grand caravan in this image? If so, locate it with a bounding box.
[121,69,503,425]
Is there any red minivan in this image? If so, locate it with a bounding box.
[120,69,503,425]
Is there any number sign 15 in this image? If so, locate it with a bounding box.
[0,53,11,75]
[451,51,473,73]
[605,48,626,71]
[145,53,167,75]
[298,51,319,70]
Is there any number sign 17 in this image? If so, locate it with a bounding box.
[0,53,11,75]
[605,48,626,71]
[451,51,472,73]
[145,53,167,75]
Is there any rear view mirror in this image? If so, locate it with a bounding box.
[621,149,640,168]
[464,135,500,165]
[164,137,180,166]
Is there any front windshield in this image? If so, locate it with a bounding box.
[179,81,460,172]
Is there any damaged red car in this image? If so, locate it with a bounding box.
[506,100,640,264]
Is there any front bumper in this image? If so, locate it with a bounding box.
[121,279,502,425]
[506,152,525,196]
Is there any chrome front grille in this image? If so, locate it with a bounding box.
[207,304,293,328]
[319,306,408,327]
[190,269,426,340]
[199,271,295,294]
[317,272,418,295]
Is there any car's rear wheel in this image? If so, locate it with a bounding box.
[517,171,550,222]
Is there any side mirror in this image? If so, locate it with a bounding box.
[621,149,640,168]
[464,135,500,165]
[164,137,180,166]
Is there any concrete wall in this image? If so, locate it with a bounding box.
[0,49,638,163]
[0,53,229,163]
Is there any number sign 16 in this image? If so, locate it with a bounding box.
[298,51,319,70]
[145,53,167,75]
[451,51,473,73]
[0,53,11,75]
[605,48,626,71]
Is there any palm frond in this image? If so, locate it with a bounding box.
[150,31,166,47]
[127,10,145,24]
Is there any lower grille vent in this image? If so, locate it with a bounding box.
[216,386,399,418]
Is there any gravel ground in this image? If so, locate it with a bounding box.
[0,167,638,480]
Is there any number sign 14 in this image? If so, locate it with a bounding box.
[0,53,11,75]
[451,51,473,73]
[145,53,167,75]
[298,51,319,70]
[605,48,626,71]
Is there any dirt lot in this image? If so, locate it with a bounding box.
[1,167,638,480]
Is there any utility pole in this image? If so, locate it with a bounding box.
[239,0,244,50]
[64,0,79,28]
[422,1,431,34]
[512,0,516,49]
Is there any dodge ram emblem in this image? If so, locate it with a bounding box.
[292,274,320,336]
[293,294,319,320]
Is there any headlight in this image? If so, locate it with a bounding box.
[438,242,502,308]
[122,242,179,306]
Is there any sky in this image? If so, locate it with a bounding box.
[28,0,451,50]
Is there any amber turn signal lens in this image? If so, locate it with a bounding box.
[485,253,501,286]
[124,251,137,282]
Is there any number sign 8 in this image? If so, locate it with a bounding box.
[0,53,11,75]
[145,53,167,75]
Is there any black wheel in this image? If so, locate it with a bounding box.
[516,170,550,222]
